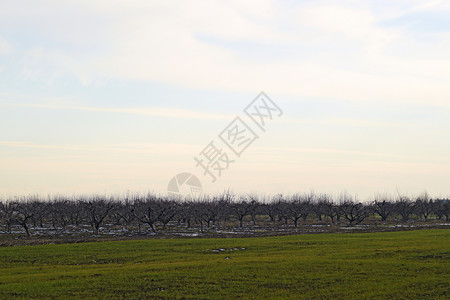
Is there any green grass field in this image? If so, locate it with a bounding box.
[0,230,449,299]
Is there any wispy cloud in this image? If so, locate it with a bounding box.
[1,102,233,120]
[0,140,201,155]
[0,141,76,150]
[0,101,417,129]
[3,1,450,106]
[279,117,414,129]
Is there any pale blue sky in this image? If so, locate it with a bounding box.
[1,0,449,200]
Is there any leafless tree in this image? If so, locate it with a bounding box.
[176,201,194,228]
[83,197,115,235]
[15,202,35,237]
[158,199,177,231]
[247,195,260,226]
[201,198,221,228]
[395,196,414,222]
[216,191,234,225]
[0,201,19,233]
[131,197,158,233]
[231,197,251,228]
[338,195,370,226]
[28,200,49,228]
[286,194,312,228]
[262,195,281,222]
[317,194,338,224]
[373,194,394,222]
[114,200,135,227]
[191,201,207,232]
[131,195,175,233]
[1,191,448,238]
[414,192,434,221]
[434,199,449,221]
[277,199,290,225]
[51,200,74,232]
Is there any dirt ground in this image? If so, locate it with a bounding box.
[1,219,449,246]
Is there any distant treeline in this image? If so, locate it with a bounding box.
[1,192,449,236]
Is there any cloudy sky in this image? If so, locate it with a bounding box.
[0,0,449,200]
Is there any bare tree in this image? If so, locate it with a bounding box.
[434,199,449,221]
[286,201,302,228]
[201,198,221,228]
[216,191,234,225]
[176,201,194,229]
[66,200,86,226]
[414,192,434,221]
[287,194,312,228]
[191,201,207,232]
[83,197,115,235]
[339,195,370,226]
[231,197,251,228]
[15,202,35,237]
[247,195,260,226]
[157,199,177,231]
[131,195,173,233]
[51,200,74,232]
[395,197,413,222]
[277,200,290,225]
[0,201,19,233]
[262,195,281,223]
[373,194,394,222]
[29,199,49,228]
[317,194,338,224]
[115,199,135,227]
[1,190,447,239]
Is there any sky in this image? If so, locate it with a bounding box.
[0,0,449,201]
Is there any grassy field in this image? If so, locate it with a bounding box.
[0,230,449,299]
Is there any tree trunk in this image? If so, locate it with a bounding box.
[23,224,30,237]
